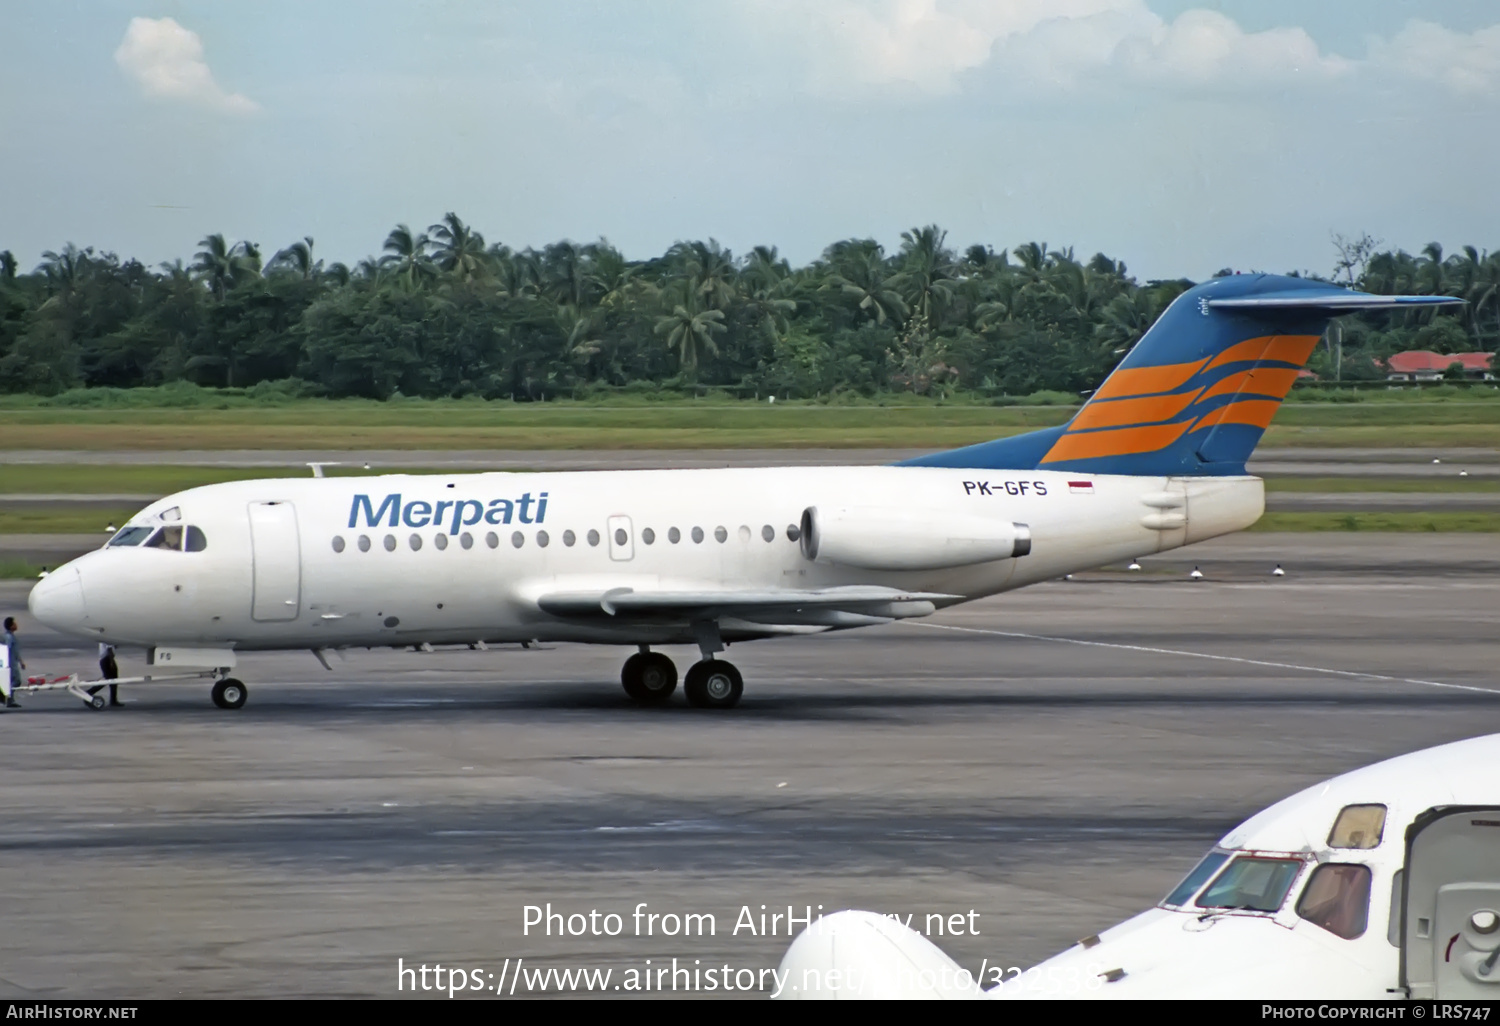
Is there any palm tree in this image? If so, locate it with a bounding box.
[428,212,488,281]
[37,243,95,292]
[589,240,636,309]
[0,250,16,281]
[896,224,956,323]
[654,287,726,379]
[268,236,320,279]
[825,251,908,325]
[380,224,434,287]
[191,234,260,299]
[741,248,797,342]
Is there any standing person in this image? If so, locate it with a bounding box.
[90,643,121,708]
[2,616,22,709]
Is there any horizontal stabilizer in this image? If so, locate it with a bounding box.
[1207,290,1464,312]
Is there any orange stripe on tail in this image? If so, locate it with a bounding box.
[1091,359,1207,401]
[1192,399,1281,432]
[1070,388,1203,431]
[1204,335,1319,372]
[1197,366,1302,403]
[1040,421,1193,464]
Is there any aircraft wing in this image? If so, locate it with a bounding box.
[537,585,958,623]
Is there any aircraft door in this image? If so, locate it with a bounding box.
[607,515,634,561]
[1401,806,1500,999]
[249,501,302,621]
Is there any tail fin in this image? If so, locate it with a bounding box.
[904,274,1462,476]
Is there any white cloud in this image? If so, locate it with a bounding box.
[114,17,259,115]
[739,1,1352,96]
[1368,19,1500,97]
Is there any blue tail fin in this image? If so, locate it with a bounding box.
[903,274,1462,476]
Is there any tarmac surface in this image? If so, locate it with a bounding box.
[1,534,1498,999]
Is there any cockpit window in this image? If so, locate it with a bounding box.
[1296,863,1371,939]
[1196,856,1304,913]
[145,526,185,550]
[107,526,154,547]
[1328,805,1386,850]
[1163,851,1231,907]
[185,526,207,552]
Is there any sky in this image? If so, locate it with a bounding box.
[1,1,1498,281]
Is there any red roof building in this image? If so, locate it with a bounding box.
[1385,350,1494,381]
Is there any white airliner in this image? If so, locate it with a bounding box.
[26,274,1459,710]
[775,732,1500,1000]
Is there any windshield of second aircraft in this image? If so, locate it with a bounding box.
[1196,855,1304,912]
[1163,850,1231,906]
[107,526,155,547]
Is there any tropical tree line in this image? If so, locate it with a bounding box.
[0,219,1494,400]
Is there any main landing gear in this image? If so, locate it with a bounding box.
[621,647,744,710]
[211,677,248,710]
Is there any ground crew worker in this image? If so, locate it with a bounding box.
[89,643,121,707]
[2,616,23,709]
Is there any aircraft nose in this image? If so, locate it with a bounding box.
[28,565,87,631]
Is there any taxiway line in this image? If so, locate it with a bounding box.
[903,621,1500,697]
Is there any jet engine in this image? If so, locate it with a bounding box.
[799,506,1031,572]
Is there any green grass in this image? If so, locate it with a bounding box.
[0,464,447,495]
[0,387,1496,450]
[0,509,139,534]
[1249,512,1500,532]
[1262,476,1500,493]
[0,558,45,580]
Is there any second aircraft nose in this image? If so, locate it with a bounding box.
[28,565,87,633]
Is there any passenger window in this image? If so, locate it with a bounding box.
[537,530,549,548]
[358,535,372,552]
[692,527,704,544]
[587,529,600,547]
[1163,850,1230,907]
[641,528,655,545]
[486,532,499,549]
[1296,863,1371,939]
[761,525,774,542]
[714,526,728,543]
[186,526,207,552]
[787,524,801,542]
[512,531,525,548]
[1328,805,1386,849]
[146,526,184,550]
[409,534,423,551]
[668,527,680,544]
[563,530,576,547]
[434,534,448,550]
[460,532,474,550]
[384,534,397,551]
[1196,856,1304,913]
[332,536,346,553]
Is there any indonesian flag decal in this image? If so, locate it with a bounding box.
[1069,480,1095,494]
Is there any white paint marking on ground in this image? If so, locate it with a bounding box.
[901,621,1500,697]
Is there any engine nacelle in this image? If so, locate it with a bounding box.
[800,506,1031,571]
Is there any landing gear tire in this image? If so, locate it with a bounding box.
[212,678,248,710]
[622,652,677,705]
[85,693,108,711]
[684,660,743,710]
